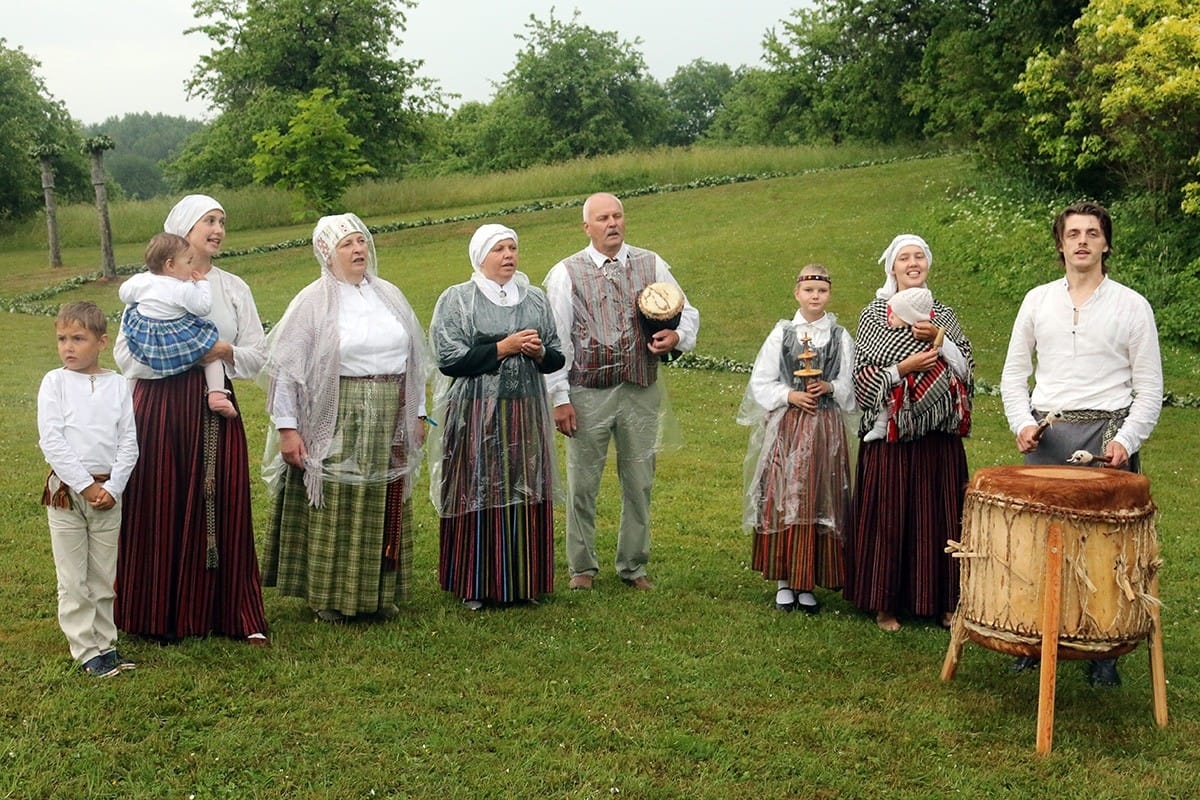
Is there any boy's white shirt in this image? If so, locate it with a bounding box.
[37,368,139,500]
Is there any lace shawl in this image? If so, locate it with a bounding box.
[262,216,426,506]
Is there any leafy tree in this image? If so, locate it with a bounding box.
[166,88,294,190]
[85,113,205,199]
[170,0,432,187]
[662,59,736,145]
[754,0,949,144]
[1018,0,1200,207]
[252,87,375,215]
[707,1,1084,155]
[0,39,87,219]
[413,101,496,176]
[470,11,668,171]
[704,67,799,145]
[909,0,1085,162]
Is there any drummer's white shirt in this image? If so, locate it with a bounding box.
[1000,276,1162,455]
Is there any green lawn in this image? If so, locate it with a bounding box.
[1,154,1198,799]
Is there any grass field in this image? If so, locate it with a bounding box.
[1,151,1198,798]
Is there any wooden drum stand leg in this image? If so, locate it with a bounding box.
[1148,573,1168,727]
[1036,522,1064,755]
[940,611,966,681]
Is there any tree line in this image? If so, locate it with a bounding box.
[2,0,1198,227]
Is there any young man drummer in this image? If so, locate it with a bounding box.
[999,200,1163,686]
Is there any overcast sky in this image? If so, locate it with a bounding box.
[8,0,807,126]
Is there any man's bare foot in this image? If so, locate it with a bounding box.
[876,611,901,632]
[941,612,955,628]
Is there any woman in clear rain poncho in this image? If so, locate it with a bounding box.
[261,213,427,623]
[427,224,564,610]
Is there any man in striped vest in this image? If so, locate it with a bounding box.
[544,192,700,592]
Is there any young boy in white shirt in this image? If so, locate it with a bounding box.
[37,302,139,677]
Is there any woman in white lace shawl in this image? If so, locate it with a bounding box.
[261,213,427,623]
[427,224,564,611]
[843,234,974,632]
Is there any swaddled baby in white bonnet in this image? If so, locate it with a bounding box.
[886,287,933,328]
[865,287,936,441]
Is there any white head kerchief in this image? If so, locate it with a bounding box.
[313,213,378,280]
[164,194,224,236]
[876,233,932,300]
[468,223,524,306]
[888,287,934,325]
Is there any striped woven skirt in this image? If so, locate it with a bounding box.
[843,431,966,618]
[115,369,267,639]
[264,376,413,617]
[749,406,848,591]
[437,396,555,602]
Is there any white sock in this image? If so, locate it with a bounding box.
[797,592,817,607]
[775,585,796,606]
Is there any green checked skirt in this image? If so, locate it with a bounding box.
[264,375,414,617]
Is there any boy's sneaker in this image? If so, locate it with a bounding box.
[81,654,120,678]
[108,650,137,671]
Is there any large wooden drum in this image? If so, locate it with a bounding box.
[952,465,1160,659]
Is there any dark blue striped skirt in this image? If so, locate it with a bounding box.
[437,395,555,602]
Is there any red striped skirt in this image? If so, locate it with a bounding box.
[843,432,966,618]
[115,369,267,639]
[437,394,556,602]
[749,406,848,590]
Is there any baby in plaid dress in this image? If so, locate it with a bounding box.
[119,233,237,418]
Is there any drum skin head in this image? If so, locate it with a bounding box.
[637,282,684,321]
[970,465,1151,513]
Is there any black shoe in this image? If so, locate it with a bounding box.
[1010,655,1040,673]
[1087,658,1121,687]
[108,650,137,671]
[774,588,796,612]
[81,654,120,678]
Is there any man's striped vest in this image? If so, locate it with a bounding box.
[564,247,658,389]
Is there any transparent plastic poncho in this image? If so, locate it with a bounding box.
[736,316,859,536]
[426,277,565,516]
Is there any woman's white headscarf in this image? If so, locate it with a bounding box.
[876,233,932,300]
[313,213,378,280]
[468,223,525,305]
[164,194,224,237]
[262,212,427,507]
